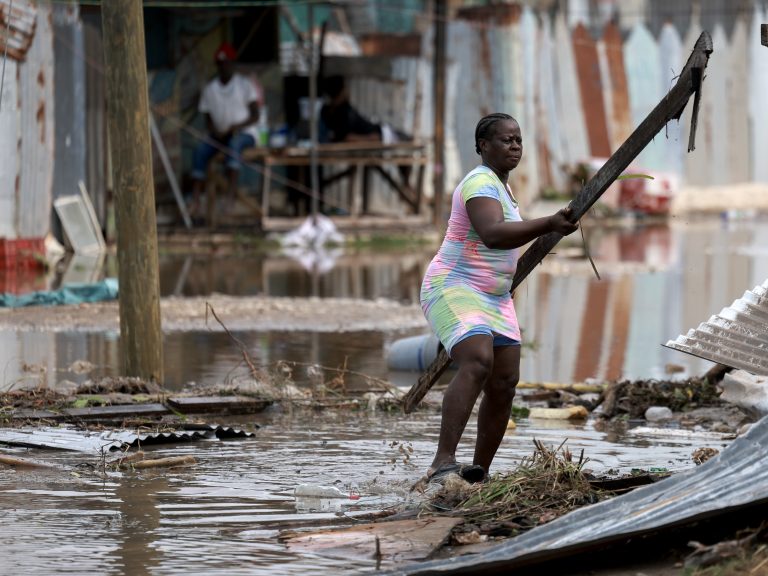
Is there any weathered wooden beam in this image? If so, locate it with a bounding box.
[102,0,164,384]
[402,31,713,414]
[166,396,271,414]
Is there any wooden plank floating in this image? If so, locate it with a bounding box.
[282,517,462,563]
[0,453,63,469]
[131,455,196,470]
[63,403,169,419]
[166,396,271,414]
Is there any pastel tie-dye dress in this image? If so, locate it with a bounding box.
[420,165,522,356]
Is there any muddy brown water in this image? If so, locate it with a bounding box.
[0,411,727,575]
[0,217,765,573]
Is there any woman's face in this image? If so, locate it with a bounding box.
[480,119,523,172]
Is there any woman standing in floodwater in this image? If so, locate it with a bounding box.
[420,113,579,482]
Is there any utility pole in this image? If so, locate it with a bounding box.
[101,0,164,383]
[432,0,447,227]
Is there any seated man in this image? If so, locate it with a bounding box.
[317,76,413,215]
[190,42,260,220]
[320,75,409,144]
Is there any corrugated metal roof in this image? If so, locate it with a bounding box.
[665,279,768,375]
[390,414,768,575]
[0,0,36,61]
[0,424,255,453]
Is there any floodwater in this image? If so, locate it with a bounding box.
[3,216,768,389]
[0,215,765,574]
[0,411,728,576]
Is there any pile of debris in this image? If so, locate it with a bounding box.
[422,440,602,543]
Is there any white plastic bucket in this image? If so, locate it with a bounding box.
[387,334,442,372]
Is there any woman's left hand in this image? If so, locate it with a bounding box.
[548,207,579,236]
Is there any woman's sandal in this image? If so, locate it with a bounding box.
[427,462,486,484]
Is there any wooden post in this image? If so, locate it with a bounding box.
[432,0,447,227]
[101,0,164,383]
[762,24,767,47]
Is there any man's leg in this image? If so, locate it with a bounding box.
[429,334,494,473]
[224,133,256,209]
[473,344,520,473]
[190,139,219,219]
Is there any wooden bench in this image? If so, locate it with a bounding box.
[243,141,427,226]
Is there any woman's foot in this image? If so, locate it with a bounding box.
[426,462,486,484]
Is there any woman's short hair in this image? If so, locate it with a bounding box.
[475,113,516,154]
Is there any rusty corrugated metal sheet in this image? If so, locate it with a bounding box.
[83,18,108,226]
[665,279,768,375]
[572,23,611,158]
[0,424,255,454]
[0,0,36,61]
[0,0,53,240]
[0,57,19,239]
[52,3,87,211]
[603,22,632,153]
[391,414,768,575]
[17,1,53,238]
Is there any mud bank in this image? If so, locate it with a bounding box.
[0,295,428,333]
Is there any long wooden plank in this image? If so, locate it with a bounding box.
[63,403,169,419]
[402,31,713,414]
[166,396,270,414]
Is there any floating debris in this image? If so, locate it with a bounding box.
[0,424,255,453]
[665,279,768,375]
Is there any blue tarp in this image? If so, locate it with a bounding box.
[0,279,118,308]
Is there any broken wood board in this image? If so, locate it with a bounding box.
[63,403,169,419]
[282,517,462,563]
[0,453,64,470]
[166,396,271,414]
[9,409,64,421]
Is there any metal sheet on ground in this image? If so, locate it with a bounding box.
[390,414,768,575]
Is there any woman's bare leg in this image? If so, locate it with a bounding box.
[429,334,494,472]
[473,344,520,473]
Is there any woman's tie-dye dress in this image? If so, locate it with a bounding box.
[420,165,522,356]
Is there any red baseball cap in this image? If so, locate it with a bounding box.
[215,42,237,63]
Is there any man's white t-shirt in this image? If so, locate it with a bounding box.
[199,74,259,141]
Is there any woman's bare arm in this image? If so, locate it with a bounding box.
[466,196,579,250]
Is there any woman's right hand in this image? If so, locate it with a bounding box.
[548,207,579,236]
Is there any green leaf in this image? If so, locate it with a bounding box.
[617,173,655,181]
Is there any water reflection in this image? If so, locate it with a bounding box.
[158,246,429,302]
[3,218,768,389]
